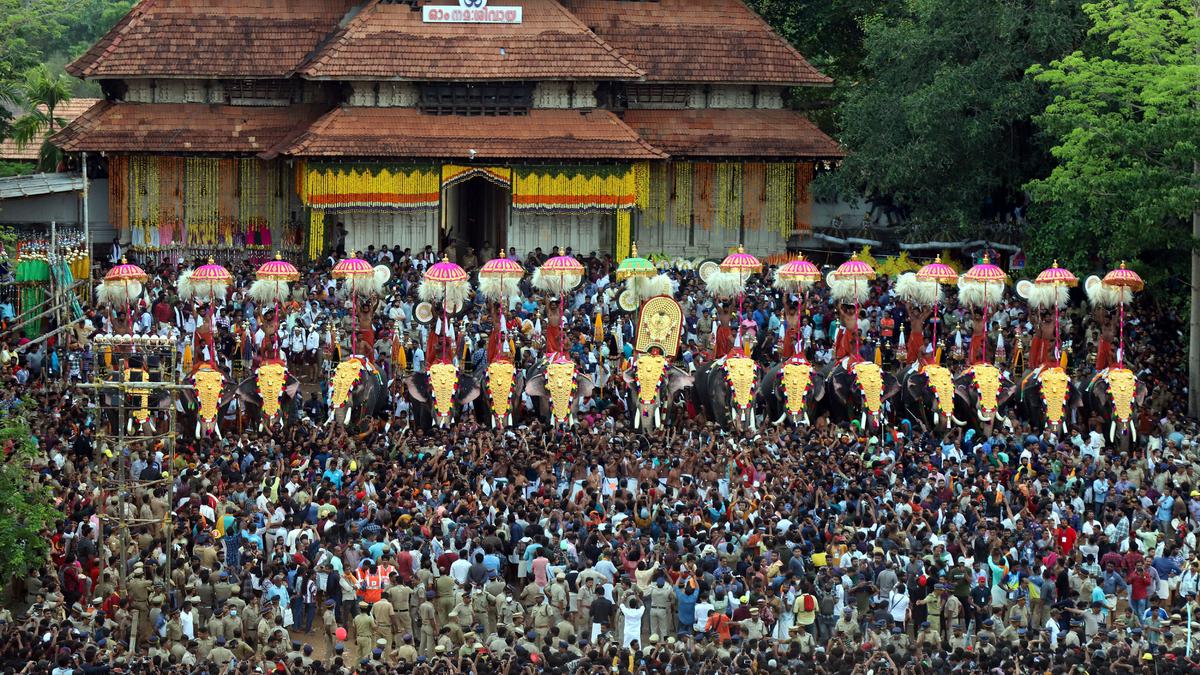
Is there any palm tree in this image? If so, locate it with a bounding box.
[12,66,73,173]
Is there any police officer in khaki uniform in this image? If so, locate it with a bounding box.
[387,577,414,639]
[915,620,941,650]
[647,577,675,638]
[353,600,375,658]
[418,590,438,656]
[789,624,816,654]
[371,593,396,648]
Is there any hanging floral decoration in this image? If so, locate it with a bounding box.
[301,163,440,210]
[1038,366,1071,427]
[1104,367,1137,425]
[441,165,512,190]
[633,161,651,210]
[513,165,636,212]
[852,361,885,418]
[920,364,955,421]
[672,162,692,228]
[724,355,758,412]
[616,210,632,261]
[486,360,517,424]
[308,210,326,261]
[966,364,1002,416]
[765,163,797,238]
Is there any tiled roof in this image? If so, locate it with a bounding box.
[67,0,359,79]
[561,0,831,85]
[283,107,665,160]
[622,109,844,158]
[0,173,84,200]
[0,99,100,161]
[301,0,641,80]
[50,101,329,156]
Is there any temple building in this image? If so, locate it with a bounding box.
[53,0,843,263]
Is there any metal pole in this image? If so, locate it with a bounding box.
[82,152,90,287]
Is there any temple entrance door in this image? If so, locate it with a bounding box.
[442,176,508,264]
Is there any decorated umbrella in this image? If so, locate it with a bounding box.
[773,255,821,355]
[616,242,657,281]
[719,245,763,348]
[1103,262,1144,366]
[916,255,959,360]
[191,258,232,362]
[332,255,377,354]
[533,248,584,355]
[479,251,526,426]
[960,256,1008,363]
[100,258,148,335]
[421,256,470,363]
[1035,260,1078,362]
[832,253,876,357]
[250,253,301,361]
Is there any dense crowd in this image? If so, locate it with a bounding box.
[0,242,1197,674]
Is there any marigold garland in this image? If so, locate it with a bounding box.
[302,164,440,209]
[513,165,636,212]
[672,162,692,228]
[309,210,326,261]
[616,210,632,261]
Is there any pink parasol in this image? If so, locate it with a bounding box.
[961,256,1007,363]
[104,258,148,282]
[1103,261,1144,292]
[479,250,524,278]
[834,254,876,281]
[720,245,763,274]
[917,256,958,285]
[1035,260,1078,287]
[542,249,584,274]
[256,253,300,282]
[192,258,232,284]
[331,256,374,279]
[424,257,469,283]
[776,256,821,284]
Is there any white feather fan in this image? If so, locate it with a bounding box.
[772,274,816,292]
[1085,275,1132,307]
[175,270,195,302]
[248,279,290,305]
[479,276,520,302]
[97,280,143,308]
[894,272,943,307]
[341,264,392,297]
[628,274,676,302]
[705,271,744,300]
[827,271,871,305]
[957,279,1004,309]
[532,267,583,294]
[1017,279,1069,310]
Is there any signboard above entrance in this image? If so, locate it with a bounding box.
[423,0,523,24]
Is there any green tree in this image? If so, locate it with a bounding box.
[1024,0,1200,414]
[833,0,1086,236]
[11,65,73,172]
[0,403,63,580]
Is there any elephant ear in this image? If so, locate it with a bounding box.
[997,378,1018,409]
[882,372,902,402]
[405,375,429,404]
[577,375,596,399]
[285,376,301,399]
[954,382,972,406]
[811,372,827,403]
[459,377,482,407]
[667,369,694,398]
[524,374,548,399]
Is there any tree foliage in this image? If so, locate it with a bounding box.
[832,0,1087,235]
[11,65,73,172]
[1024,0,1200,282]
[0,403,63,581]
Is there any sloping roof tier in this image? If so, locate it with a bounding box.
[283,107,665,160]
[622,109,844,158]
[301,0,641,81]
[561,0,831,85]
[67,0,359,79]
[51,102,328,155]
[0,99,100,161]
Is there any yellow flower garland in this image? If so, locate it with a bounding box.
[616,210,632,260]
[672,162,692,227]
[303,165,440,209]
[309,210,325,261]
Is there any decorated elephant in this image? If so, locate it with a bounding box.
[231,361,302,430]
[622,353,694,430]
[97,353,173,435]
[404,363,483,429]
[692,354,760,430]
[1082,368,1145,450]
[1017,366,1082,434]
[327,357,389,428]
[523,359,596,427]
[758,357,826,426]
[951,364,1017,436]
[821,360,901,431]
[897,363,957,432]
[179,362,233,437]
[475,360,526,428]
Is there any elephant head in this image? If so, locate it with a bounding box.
[404,364,482,428]
[824,361,900,430]
[480,360,525,429]
[952,364,1017,436]
[1083,367,1146,450]
[759,358,826,426]
[327,357,388,428]
[1018,366,1082,434]
[186,363,230,438]
[899,364,957,432]
[692,355,761,431]
[622,354,694,430]
[524,360,596,427]
[235,361,302,430]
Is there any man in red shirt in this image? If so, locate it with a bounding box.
[1126,560,1153,623]
[1055,523,1077,554]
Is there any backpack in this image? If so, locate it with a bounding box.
[802,594,816,612]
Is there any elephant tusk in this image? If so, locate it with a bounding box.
[750,409,757,431]
[1132,424,1137,442]
[951,415,967,426]
[634,409,640,430]
[508,413,513,426]
[345,406,353,425]
[933,412,939,426]
[1110,420,1117,443]
[803,412,810,425]
[861,412,867,429]
[774,412,788,426]
[195,421,200,438]
[979,410,994,422]
[654,407,661,429]
[214,424,223,440]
